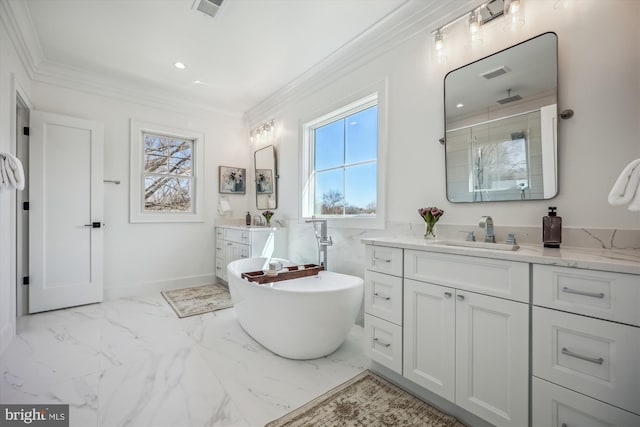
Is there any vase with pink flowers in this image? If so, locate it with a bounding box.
[418,207,444,240]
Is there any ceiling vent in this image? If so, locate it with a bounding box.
[481,66,510,80]
[497,89,522,104]
[193,0,224,19]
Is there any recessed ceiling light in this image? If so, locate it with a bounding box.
[456,103,464,108]
[194,80,202,84]
[174,62,186,70]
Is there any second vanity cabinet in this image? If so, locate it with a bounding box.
[215,226,287,282]
[403,250,529,427]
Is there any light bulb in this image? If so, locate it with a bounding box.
[434,30,444,51]
[504,0,525,30]
[469,11,479,34]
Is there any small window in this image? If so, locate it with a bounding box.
[301,87,386,229]
[130,120,204,223]
[143,133,194,212]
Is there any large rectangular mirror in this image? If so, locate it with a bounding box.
[255,144,277,209]
[445,32,558,202]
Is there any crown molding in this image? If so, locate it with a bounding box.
[244,0,483,125]
[2,0,241,118]
[3,0,482,123]
[0,0,44,78]
[32,60,243,119]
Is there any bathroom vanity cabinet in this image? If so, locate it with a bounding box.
[532,265,640,426]
[215,226,287,282]
[362,237,640,427]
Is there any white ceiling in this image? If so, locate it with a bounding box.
[23,0,409,115]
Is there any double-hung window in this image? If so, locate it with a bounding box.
[301,90,385,228]
[143,133,194,211]
[130,120,205,223]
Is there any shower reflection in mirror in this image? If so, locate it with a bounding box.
[447,109,551,202]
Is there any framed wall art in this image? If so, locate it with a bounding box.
[219,166,246,194]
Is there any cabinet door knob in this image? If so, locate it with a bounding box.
[456,294,465,301]
[444,292,452,298]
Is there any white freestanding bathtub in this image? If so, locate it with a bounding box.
[227,257,363,360]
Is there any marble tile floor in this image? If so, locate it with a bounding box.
[0,292,368,427]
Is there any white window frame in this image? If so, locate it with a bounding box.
[130,119,205,223]
[300,80,387,229]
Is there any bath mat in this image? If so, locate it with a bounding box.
[266,370,466,427]
[161,283,233,318]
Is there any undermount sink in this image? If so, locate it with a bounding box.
[434,240,520,251]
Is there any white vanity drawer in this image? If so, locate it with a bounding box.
[364,271,402,325]
[215,227,224,238]
[364,314,402,375]
[533,307,640,414]
[533,264,640,326]
[532,377,640,427]
[224,228,251,244]
[365,245,403,277]
[404,250,530,303]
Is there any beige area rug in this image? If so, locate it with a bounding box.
[266,370,466,427]
[161,283,233,318]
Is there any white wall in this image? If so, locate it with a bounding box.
[246,0,640,275]
[0,15,32,353]
[30,82,250,298]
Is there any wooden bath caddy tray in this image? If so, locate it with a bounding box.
[241,264,324,284]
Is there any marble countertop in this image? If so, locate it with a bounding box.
[216,225,283,231]
[361,236,640,275]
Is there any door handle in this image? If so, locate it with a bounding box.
[83,222,104,228]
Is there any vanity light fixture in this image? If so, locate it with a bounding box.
[429,0,526,63]
[249,119,275,144]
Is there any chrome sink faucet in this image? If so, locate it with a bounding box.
[479,216,496,243]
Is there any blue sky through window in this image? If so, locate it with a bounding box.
[313,105,377,215]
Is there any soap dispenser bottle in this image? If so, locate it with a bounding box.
[245,211,251,226]
[543,207,562,248]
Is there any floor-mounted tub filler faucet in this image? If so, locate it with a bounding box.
[305,218,333,269]
[479,216,496,243]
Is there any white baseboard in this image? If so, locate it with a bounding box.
[104,273,217,300]
[0,321,15,356]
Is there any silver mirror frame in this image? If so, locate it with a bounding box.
[254,145,278,210]
[444,32,564,203]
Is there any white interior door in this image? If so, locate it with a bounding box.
[29,111,104,313]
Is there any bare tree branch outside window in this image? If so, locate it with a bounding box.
[143,133,194,212]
